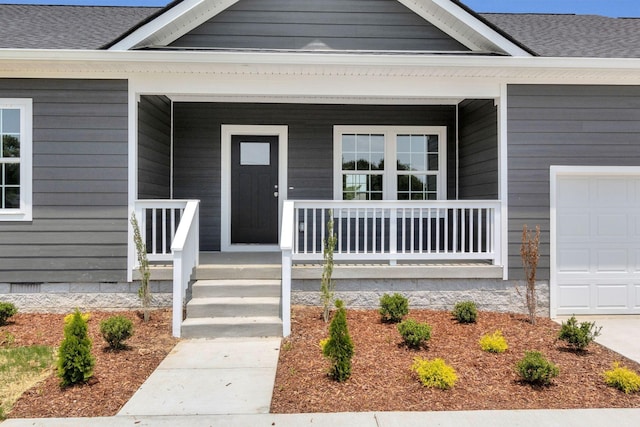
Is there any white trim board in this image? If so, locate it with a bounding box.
[220,125,288,252]
[549,165,640,317]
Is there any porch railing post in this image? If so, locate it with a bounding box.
[389,206,397,265]
[493,204,502,266]
[280,201,295,337]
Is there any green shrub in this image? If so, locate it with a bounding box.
[452,301,478,324]
[0,302,17,326]
[397,319,432,348]
[479,330,508,353]
[322,300,354,382]
[379,293,409,323]
[57,309,95,387]
[100,315,134,350]
[558,316,601,350]
[604,362,640,394]
[411,357,457,390]
[516,351,559,386]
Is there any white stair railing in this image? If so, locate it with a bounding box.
[134,199,200,337]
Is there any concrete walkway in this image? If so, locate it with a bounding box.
[3,325,640,427]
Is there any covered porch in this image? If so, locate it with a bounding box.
[128,73,508,337]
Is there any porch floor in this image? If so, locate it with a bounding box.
[147,252,503,280]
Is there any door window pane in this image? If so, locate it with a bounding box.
[240,142,270,165]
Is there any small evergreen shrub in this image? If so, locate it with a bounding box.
[322,300,354,382]
[604,362,640,394]
[558,316,601,350]
[516,351,559,386]
[397,319,432,348]
[64,311,91,325]
[452,301,478,324]
[57,309,95,387]
[479,330,508,353]
[411,357,457,390]
[0,302,17,326]
[100,315,134,350]
[379,293,409,323]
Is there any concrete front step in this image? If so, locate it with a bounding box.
[181,316,283,338]
[186,296,280,318]
[192,279,281,298]
[195,265,281,280]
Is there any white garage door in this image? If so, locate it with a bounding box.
[554,171,640,315]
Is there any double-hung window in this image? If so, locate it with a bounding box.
[334,126,446,201]
[0,99,32,221]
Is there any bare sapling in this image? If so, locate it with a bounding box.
[320,210,337,322]
[131,212,151,322]
[519,224,540,325]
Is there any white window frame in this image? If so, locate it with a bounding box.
[333,126,447,201]
[0,99,32,221]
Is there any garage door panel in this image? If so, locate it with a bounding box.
[595,249,629,273]
[557,284,590,310]
[596,214,627,237]
[555,172,640,315]
[557,178,590,208]
[558,249,590,272]
[558,213,589,237]
[596,284,629,309]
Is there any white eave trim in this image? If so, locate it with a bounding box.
[399,0,532,57]
[109,0,239,50]
[0,50,639,81]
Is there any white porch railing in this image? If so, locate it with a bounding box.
[134,199,200,337]
[280,200,502,336]
[286,200,502,263]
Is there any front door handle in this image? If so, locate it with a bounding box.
[274,191,279,198]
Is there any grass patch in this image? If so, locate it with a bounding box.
[0,345,55,419]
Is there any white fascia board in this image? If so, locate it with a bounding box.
[400,0,531,57]
[1,50,640,82]
[109,0,239,50]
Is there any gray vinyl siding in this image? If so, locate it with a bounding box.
[173,102,456,250]
[138,95,171,199]
[0,79,129,283]
[458,99,498,200]
[169,0,469,52]
[507,84,640,280]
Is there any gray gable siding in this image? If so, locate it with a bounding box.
[138,95,171,199]
[173,102,456,251]
[458,99,498,200]
[0,79,129,283]
[169,0,469,51]
[507,84,640,281]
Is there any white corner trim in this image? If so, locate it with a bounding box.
[127,82,139,282]
[109,0,239,50]
[498,84,508,279]
[220,124,288,252]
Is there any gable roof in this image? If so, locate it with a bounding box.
[0,4,157,50]
[0,2,638,59]
[105,0,532,56]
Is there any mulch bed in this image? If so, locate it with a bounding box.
[3,309,177,418]
[271,306,640,413]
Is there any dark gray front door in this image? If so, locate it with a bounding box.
[230,135,279,244]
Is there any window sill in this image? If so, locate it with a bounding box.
[0,210,32,222]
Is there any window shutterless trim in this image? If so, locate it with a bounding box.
[333,125,447,201]
[0,99,32,221]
